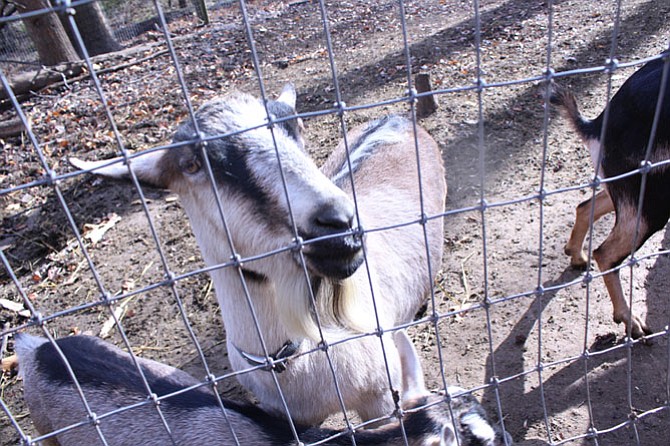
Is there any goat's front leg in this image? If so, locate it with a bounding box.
[565,189,614,269]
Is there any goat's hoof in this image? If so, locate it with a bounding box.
[569,257,589,271]
[626,317,653,341]
[564,246,588,270]
[570,262,588,271]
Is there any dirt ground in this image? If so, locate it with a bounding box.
[2,0,670,445]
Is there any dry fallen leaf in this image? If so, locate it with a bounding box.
[122,278,135,291]
[83,213,122,245]
[0,298,30,318]
[99,296,135,339]
[1,354,18,374]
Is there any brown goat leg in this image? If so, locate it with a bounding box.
[598,270,651,339]
[565,189,614,269]
[593,214,652,339]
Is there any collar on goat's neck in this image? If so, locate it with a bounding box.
[234,339,301,373]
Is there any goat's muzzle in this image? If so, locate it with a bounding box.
[298,197,363,279]
[301,229,364,280]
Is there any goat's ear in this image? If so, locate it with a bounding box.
[277,83,297,109]
[69,149,170,190]
[394,329,428,402]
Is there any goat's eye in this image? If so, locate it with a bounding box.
[181,158,201,174]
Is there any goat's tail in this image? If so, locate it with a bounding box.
[549,82,597,139]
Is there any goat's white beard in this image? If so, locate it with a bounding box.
[274,265,377,342]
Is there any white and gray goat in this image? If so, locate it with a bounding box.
[14,331,508,446]
[70,84,447,424]
[551,55,670,338]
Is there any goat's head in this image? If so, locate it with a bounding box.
[70,84,364,283]
[394,330,511,446]
[70,85,369,339]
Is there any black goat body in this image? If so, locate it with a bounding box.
[551,55,670,338]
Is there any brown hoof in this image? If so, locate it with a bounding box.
[564,246,588,270]
[626,317,653,341]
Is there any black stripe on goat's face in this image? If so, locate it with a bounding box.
[169,91,363,280]
[168,93,309,234]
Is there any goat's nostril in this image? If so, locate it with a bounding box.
[315,203,354,231]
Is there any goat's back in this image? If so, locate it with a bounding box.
[600,58,670,170]
[322,116,445,210]
[321,116,446,323]
[15,334,287,446]
[552,57,670,173]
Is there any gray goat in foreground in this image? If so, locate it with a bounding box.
[15,331,510,446]
[70,84,447,424]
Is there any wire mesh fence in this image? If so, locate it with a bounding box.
[0,0,184,72]
[1,0,669,445]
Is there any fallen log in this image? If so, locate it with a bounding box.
[0,61,85,102]
[0,41,174,109]
[0,117,28,138]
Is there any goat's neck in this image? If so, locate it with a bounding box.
[209,261,364,349]
[195,232,376,346]
[209,266,294,353]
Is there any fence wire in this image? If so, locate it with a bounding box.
[1,0,669,445]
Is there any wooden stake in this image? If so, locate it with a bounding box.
[415,73,439,118]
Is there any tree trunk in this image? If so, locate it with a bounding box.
[16,0,79,66]
[59,1,122,57]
